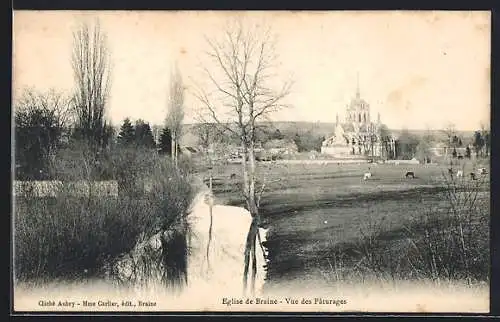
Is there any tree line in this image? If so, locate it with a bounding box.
[14,19,184,181]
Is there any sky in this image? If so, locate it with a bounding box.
[12,10,491,131]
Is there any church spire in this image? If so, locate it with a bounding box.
[356,72,360,99]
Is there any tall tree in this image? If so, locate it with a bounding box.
[117,118,135,146]
[166,64,185,167]
[193,18,293,295]
[134,119,156,148]
[71,18,112,151]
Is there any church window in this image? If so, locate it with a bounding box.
[358,113,361,122]
[363,113,366,122]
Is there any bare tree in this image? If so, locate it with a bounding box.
[14,88,73,179]
[15,87,73,131]
[71,18,112,150]
[193,18,293,295]
[166,63,185,167]
[193,122,215,151]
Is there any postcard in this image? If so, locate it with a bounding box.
[12,10,491,313]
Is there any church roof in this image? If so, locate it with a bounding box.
[348,96,370,110]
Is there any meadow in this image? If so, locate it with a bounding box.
[196,159,490,291]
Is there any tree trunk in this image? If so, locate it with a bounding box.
[248,139,258,215]
[171,131,177,165]
[241,135,261,296]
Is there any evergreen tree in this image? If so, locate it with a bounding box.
[117,118,135,146]
[134,120,156,148]
[159,127,173,155]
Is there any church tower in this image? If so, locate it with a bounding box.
[346,73,371,131]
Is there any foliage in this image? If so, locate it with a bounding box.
[14,88,71,180]
[293,132,324,152]
[159,127,173,155]
[134,119,156,148]
[15,146,196,287]
[117,118,135,146]
[395,129,420,159]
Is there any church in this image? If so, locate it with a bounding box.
[321,79,391,158]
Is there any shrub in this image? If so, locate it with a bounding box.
[14,144,197,288]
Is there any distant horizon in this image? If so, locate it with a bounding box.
[13,11,491,132]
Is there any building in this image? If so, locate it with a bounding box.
[321,77,392,158]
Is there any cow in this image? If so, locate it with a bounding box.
[456,170,463,178]
[230,173,237,180]
[477,167,487,175]
[405,171,415,179]
[363,172,372,180]
[470,172,477,180]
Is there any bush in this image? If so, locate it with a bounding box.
[14,144,197,287]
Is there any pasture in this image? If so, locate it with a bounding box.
[196,159,490,289]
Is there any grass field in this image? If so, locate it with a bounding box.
[196,159,490,290]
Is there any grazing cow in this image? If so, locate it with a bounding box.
[456,170,463,178]
[477,167,487,175]
[363,172,372,180]
[448,168,454,176]
[470,172,477,180]
[405,171,415,179]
